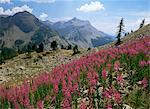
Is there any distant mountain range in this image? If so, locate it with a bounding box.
[0,11,114,51]
[43,17,114,48]
[0,11,68,50]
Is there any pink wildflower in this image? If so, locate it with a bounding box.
[37,100,44,109]
[138,78,148,88]
[14,102,20,109]
[90,79,97,86]
[64,90,71,98]
[117,74,123,84]
[113,91,121,104]
[107,63,112,69]
[114,61,120,71]
[106,104,113,109]
[103,90,111,99]
[54,84,59,93]
[102,69,107,80]
[80,102,87,109]
[139,60,147,67]
[147,60,150,65]
[62,98,71,109]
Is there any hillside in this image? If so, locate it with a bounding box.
[0,35,149,109]
[98,24,150,49]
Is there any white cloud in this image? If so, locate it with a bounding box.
[21,0,55,3]
[0,0,10,4]
[0,5,33,15]
[39,13,48,21]
[76,1,104,13]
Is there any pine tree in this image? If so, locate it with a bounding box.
[67,44,72,50]
[139,19,145,29]
[51,41,58,50]
[0,41,5,64]
[73,45,80,55]
[116,18,124,45]
[124,33,127,36]
[39,43,44,52]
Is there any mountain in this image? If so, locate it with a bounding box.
[0,11,68,50]
[48,17,114,48]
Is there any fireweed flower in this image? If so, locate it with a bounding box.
[114,61,120,71]
[37,100,44,109]
[113,91,121,104]
[139,60,147,67]
[80,101,87,109]
[62,98,71,109]
[14,102,20,109]
[106,104,113,109]
[103,90,111,99]
[117,74,123,84]
[54,84,59,93]
[107,63,112,69]
[138,78,148,88]
[102,69,107,80]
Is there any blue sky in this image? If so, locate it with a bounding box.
[0,0,149,35]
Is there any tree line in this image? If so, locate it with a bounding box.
[0,40,80,64]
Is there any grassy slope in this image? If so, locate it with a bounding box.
[97,24,150,49]
[0,49,92,86]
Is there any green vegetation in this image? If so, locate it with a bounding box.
[0,47,17,61]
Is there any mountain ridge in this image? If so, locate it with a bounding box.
[0,11,68,50]
[46,17,114,48]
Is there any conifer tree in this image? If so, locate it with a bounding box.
[116,18,124,45]
[139,19,145,29]
[51,41,58,50]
